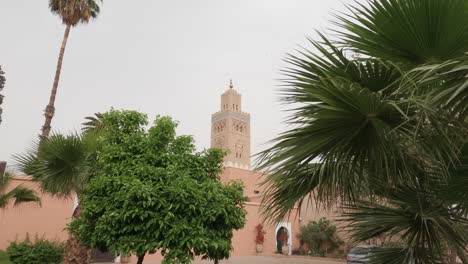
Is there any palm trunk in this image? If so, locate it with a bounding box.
[42,24,71,138]
[136,253,146,264]
[64,198,91,264]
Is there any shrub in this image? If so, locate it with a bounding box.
[6,235,64,264]
[297,218,343,256]
[0,250,12,264]
[255,224,266,244]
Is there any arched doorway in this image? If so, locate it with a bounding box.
[276,227,287,253]
[275,222,292,255]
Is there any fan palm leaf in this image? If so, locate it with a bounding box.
[342,145,468,263]
[258,0,468,261]
[257,36,461,221]
[14,133,100,197]
[0,174,40,209]
[336,0,468,65]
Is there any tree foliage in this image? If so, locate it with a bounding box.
[14,132,100,198]
[0,65,5,124]
[298,218,343,257]
[69,110,246,264]
[257,0,468,262]
[49,0,102,26]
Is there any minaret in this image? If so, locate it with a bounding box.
[211,80,251,169]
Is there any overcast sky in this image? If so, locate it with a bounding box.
[0,0,351,167]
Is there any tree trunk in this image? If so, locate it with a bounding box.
[41,24,71,138]
[136,253,146,264]
[64,202,91,264]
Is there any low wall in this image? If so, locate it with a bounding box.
[0,176,74,249]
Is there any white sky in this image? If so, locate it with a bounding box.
[0,0,351,166]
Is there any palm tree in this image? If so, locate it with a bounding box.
[82,112,104,133]
[41,0,102,137]
[257,0,468,262]
[0,65,5,125]
[15,132,101,264]
[0,173,40,209]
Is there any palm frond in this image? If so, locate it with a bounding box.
[401,56,468,119]
[342,182,467,261]
[14,132,100,197]
[366,246,444,264]
[8,186,41,206]
[49,0,102,26]
[0,65,5,125]
[0,174,40,208]
[82,112,105,133]
[335,0,468,65]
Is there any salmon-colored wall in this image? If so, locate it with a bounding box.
[1,168,302,263]
[0,176,74,249]
[299,201,349,243]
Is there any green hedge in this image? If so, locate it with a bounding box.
[6,236,64,264]
[0,250,12,264]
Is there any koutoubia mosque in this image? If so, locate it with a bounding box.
[0,81,339,263]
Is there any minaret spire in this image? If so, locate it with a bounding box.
[229,79,234,89]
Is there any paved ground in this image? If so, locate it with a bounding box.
[191,256,345,264]
[96,255,345,264]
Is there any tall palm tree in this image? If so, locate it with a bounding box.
[15,132,101,264]
[0,65,5,125]
[0,173,40,209]
[41,0,102,137]
[257,0,468,262]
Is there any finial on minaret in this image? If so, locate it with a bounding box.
[229,79,234,89]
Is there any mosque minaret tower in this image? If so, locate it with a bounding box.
[211,80,251,169]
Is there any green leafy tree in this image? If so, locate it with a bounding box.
[0,173,40,209]
[15,132,101,264]
[0,65,5,124]
[41,0,103,137]
[257,0,468,263]
[69,110,247,264]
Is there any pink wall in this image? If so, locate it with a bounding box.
[230,202,300,256]
[1,169,302,263]
[299,201,349,243]
[0,176,74,249]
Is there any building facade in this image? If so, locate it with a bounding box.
[0,81,302,263]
